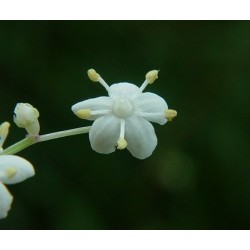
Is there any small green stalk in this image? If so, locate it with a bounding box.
[0,126,91,155]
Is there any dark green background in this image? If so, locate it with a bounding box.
[0,21,249,229]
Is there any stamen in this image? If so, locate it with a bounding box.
[0,122,10,147]
[117,138,127,150]
[146,70,159,84]
[117,119,127,150]
[76,109,91,119]
[90,110,111,116]
[140,70,159,92]
[5,168,17,179]
[87,68,110,92]
[164,109,177,121]
[76,109,111,119]
[137,111,165,119]
[87,69,100,82]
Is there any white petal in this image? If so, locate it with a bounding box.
[0,155,35,185]
[109,82,140,99]
[0,182,13,219]
[89,115,120,154]
[125,116,157,159]
[72,97,113,120]
[133,92,168,125]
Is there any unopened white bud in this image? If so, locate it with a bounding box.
[13,103,40,136]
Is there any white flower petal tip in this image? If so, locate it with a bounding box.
[0,182,13,219]
[164,109,177,122]
[0,155,35,185]
[125,116,157,159]
[73,69,177,159]
[13,103,40,136]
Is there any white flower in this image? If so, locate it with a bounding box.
[72,69,177,159]
[0,155,35,219]
[0,122,35,219]
[13,103,40,136]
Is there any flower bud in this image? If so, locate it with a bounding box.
[13,103,40,136]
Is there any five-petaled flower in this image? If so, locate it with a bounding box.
[72,69,177,159]
[0,122,35,219]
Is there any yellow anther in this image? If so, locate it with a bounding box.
[164,109,177,121]
[117,138,127,150]
[6,168,17,179]
[87,69,100,82]
[76,109,91,119]
[145,70,159,84]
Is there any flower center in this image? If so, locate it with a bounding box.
[112,98,134,118]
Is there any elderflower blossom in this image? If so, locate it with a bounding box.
[0,122,35,219]
[72,69,177,159]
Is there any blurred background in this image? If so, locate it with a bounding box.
[0,21,249,229]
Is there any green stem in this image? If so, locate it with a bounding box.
[1,137,36,155]
[0,126,91,155]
